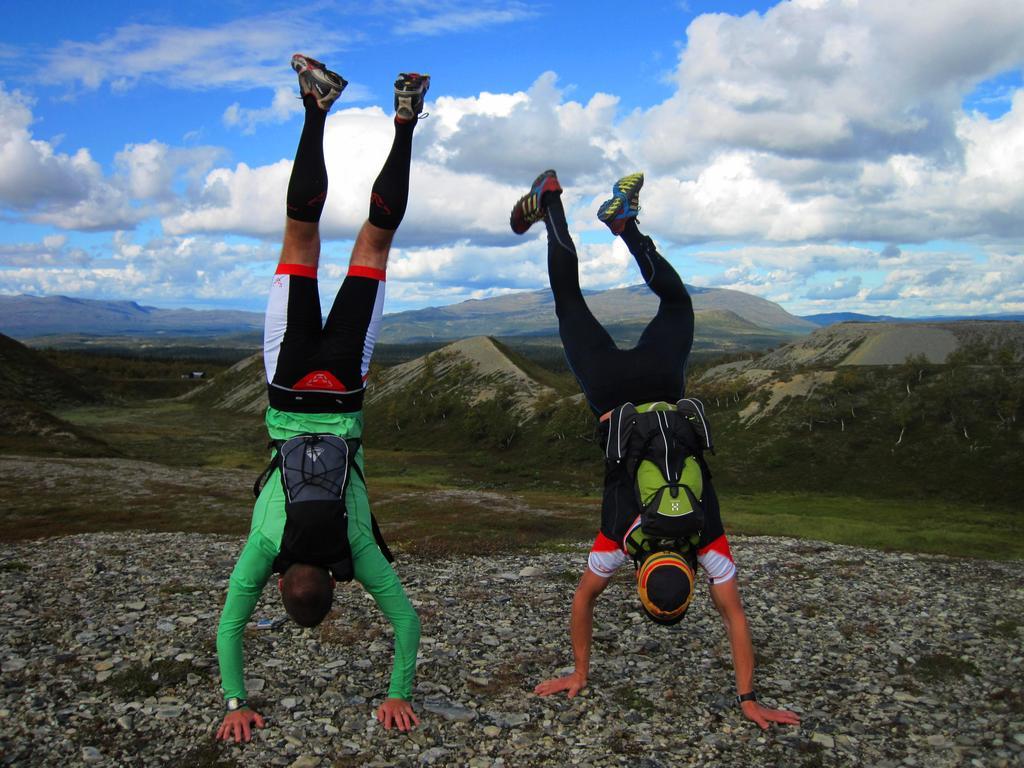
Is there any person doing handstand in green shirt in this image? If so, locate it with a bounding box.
[215,55,431,742]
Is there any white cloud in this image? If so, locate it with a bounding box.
[693,243,877,279]
[0,84,226,230]
[222,84,377,134]
[395,2,540,36]
[0,232,276,301]
[43,16,353,94]
[638,0,1024,165]
[376,235,631,311]
[694,241,1024,316]
[0,85,107,209]
[165,106,526,247]
[805,276,862,300]
[223,87,302,134]
[0,237,91,268]
[424,72,621,184]
[26,4,536,100]
[113,141,223,201]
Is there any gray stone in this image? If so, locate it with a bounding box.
[245,677,266,692]
[489,711,529,728]
[423,701,477,722]
[0,529,1020,768]
[811,732,835,748]
[419,750,450,766]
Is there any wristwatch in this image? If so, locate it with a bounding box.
[225,697,248,712]
[736,691,757,705]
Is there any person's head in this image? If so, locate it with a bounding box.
[635,550,695,626]
[278,563,335,627]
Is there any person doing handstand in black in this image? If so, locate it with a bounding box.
[510,171,799,729]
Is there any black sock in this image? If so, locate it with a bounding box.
[286,96,328,223]
[368,119,416,230]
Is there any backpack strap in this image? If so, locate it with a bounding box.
[253,440,285,498]
[371,514,395,564]
[677,397,714,454]
[604,402,638,461]
[346,449,396,564]
[627,409,695,482]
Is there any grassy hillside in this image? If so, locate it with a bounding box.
[365,332,1023,500]
[694,342,1024,505]
[361,329,1023,557]
[0,333,100,407]
[3,326,1021,557]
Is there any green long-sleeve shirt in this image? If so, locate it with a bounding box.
[216,408,420,701]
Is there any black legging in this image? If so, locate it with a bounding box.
[543,195,694,415]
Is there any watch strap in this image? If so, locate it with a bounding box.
[736,691,757,705]
[225,697,248,712]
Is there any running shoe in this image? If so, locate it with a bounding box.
[394,73,431,122]
[291,54,348,112]
[597,172,644,235]
[509,170,562,234]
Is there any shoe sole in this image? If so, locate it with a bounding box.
[510,170,560,234]
[598,172,644,222]
[395,74,431,119]
[292,54,347,109]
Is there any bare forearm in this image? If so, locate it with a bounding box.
[569,593,595,678]
[711,579,756,694]
[535,571,609,698]
[711,580,801,729]
[726,611,756,694]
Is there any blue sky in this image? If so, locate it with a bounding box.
[1,0,1023,318]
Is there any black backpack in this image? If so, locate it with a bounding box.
[252,434,393,580]
[603,399,714,562]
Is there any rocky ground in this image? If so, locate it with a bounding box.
[0,532,1021,767]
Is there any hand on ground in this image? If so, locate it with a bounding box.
[376,698,420,731]
[741,701,801,729]
[215,708,266,742]
[534,671,587,698]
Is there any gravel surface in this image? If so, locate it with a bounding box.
[1,532,1022,767]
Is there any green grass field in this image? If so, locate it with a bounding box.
[1,346,1020,561]
[722,492,1022,560]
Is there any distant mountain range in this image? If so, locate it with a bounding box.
[0,295,264,338]
[1,288,814,349]
[378,285,817,343]
[801,311,1024,326]
[4,293,1019,349]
